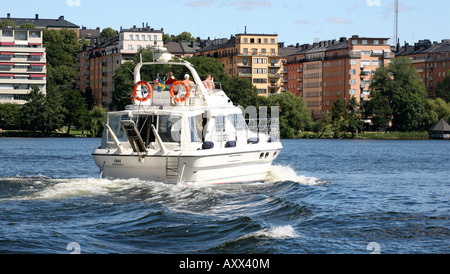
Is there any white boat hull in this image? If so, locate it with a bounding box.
[93,145,282,185]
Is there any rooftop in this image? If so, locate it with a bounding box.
[0,13,79,29]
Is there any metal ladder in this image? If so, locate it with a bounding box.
[166,156,179,182]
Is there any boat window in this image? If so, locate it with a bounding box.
[107,114,128,143]
[158,115,182,143]
[189,114,203,143]
[215,115,225,133]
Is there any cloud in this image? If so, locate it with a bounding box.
[326,17,352,24]
[186,0,214,7]
[230,0,271,10]
[347,4,359,12]
[383,3,415,19]
[294,20,313,25]
[66,0,81,7]
[366,0,381,7]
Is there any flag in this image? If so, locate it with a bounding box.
[157,75,166,92]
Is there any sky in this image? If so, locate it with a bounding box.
[1,0,449,46]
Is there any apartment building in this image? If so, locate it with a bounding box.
[0,27,46,104]
[197,33,282,96]
[77,25,164,107]
[395,39,450,98]
[285,35,391,118]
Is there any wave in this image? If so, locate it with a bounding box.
[266,164,327,186]
[252,225,300,239]
[0,165,324,202]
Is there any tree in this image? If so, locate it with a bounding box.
[100,27,118,38]
[266,92,312,139]
[42,88,65,135]
[164,32,196,42]
[88,106,107,137]
[424,98,450,127]
[0,19,16,28]
[20,86,46,132]
[342,97,363,137]
[330,97,346,138]
[111,61,135,111]
[44,29,81,90]
[63,89,89,134]
[436,70,450,102]
[0,103,21,130]
[369,57,428,131]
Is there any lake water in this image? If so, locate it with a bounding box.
[0,138,448,254]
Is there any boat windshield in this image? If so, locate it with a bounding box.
[107,113,128,144]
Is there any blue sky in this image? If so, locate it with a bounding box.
[1,0,449,45]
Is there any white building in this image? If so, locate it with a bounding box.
[0,27,46,104]
[119,25,164,62]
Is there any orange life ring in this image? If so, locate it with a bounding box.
[132,81,153,102]
[169,81,191,102]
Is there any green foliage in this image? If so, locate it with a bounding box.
[436,70,450,103]
[20,86,46,132]
[265,92,312,139]
[42,88,65,134]
[164,32,196,42]
[0,19,16,28]
[111,61,136,111]
[88,106,107,137]
[0,103,21,129]
[368,57,428,131]
[44,29,81,90]
[100,27,118,37]
[63,89,89,134]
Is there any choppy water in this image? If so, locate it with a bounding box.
[0,138,449,254]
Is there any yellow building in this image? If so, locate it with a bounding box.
[197,33,282,96]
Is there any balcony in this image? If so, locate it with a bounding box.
[237,63,252,67]
[268,73,281,78]
[238,73,252,78]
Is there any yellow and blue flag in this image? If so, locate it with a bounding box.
[157,76,166,92]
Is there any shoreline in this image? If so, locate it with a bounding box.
[0,131,432,140]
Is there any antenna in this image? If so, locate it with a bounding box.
[394,0,399,45]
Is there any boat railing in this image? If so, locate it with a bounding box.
[247,118,280,142]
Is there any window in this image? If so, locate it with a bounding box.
[264,38,268,44]
[128,45,133,50]
[135,34,139,40]
[349,89,356,95]
[270,38,275,44]
[254,58,267,64]
[374,40,379,45]
[129,34,133,40]
[253,68,267,74]
[29,31,41,38]
[349,69,356,75]
[349,59,357,65]
[142,35,146,41]
[243,48,248,54]
[148,35,152,40]
[2,30,13,37]
[352,40,358,45]
[244,38,248,43]
[349,79,356,85]
[362,40,368,45]
[153,35,158,41]
[253,78,267,84]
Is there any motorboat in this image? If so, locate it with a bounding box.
[92,48,283,185]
